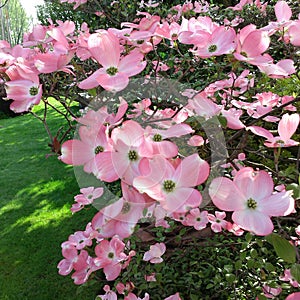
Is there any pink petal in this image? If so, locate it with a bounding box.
[162,188,201,213]
[242,30,270,57]
[278,113,299,142]
[118,52,147,77]
[232,210,273,236]
[259,191,294,217]
[59,140,93,166]
[94,151,119,182]
[275,1,292,23]
[209,177,245,211]
[152,140,178,158]
[174,154,210,187]
[88,31,120,67]
[103,263,122,281]
[233,167,274,201]
[78,69,106,89]
[97,72,129,92]
[133,176,164,201]
[188,135,204,146]
[247,126,274,140]
[159,123,194,138]
[286,292,300,300]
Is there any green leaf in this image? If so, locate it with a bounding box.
[266,233,296,263]
[245,232,253,243]
[257,295,267,300]
[87,88,97,97]
[225,273,236,283]
[218,115,227,127]
[250,248,258,258]
[291,264,300,283]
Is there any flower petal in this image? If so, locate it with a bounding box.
[234,167,274,200]
[209,177,245,211]
[233,210,273,236]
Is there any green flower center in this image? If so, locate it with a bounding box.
[163,180,176,193]
[95,145,104,154]
[247,198,257,209]
[106,66,118,76]
[128,150,138,161]
[29,86,39,96]
[240,51,248,58]
[122,202,131,214]
[196,217,201,222]
[108,252,114,259]
[137,40,144,45]
[208,44,217,53]
[153,134,162,142]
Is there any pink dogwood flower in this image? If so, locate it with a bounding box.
[78,31,146,92]
[59,124,118,181]
[109,120,153,184]
[71,186,104,213]
[134,154,209,213]
[208,211,228,233]
[209,167,294,235]
[191,26,236,58]
[94,236,128,281]
[234,25,272,66]
[97,285,117,300]
[185,208,209,230]
[143,242,166,264]
[5,78,42,112]
[92,182,146,239]
[248,113,299,148]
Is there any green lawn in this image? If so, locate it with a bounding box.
[0,103,101,300]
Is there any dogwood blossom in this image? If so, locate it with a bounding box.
[209,167,294,235]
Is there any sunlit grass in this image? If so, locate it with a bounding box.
[0,100,101,300]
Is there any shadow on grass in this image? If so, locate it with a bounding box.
[0,109,103,299]
[0,180,102,300]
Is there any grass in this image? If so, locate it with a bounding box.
[0,101,102,300]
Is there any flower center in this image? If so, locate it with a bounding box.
[106,66,118,76]
[29,86,39,96]
[108,252,114,259]
[163,180,176,193]
[153,133,162,142]
[122,202,131,214]
[247,198,257,209]
[208,44,217,53]
[95,145,104,154]
[137,40,144,45]
[196,217,201,222]
[128,150,138,161]
[240,51,248,58]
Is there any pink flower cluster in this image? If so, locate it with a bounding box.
[2,0,299,298]
[2,0,300,116]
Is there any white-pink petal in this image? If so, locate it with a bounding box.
[278,113,299,142]
[232,210,274,236]
[209,177,245,211]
